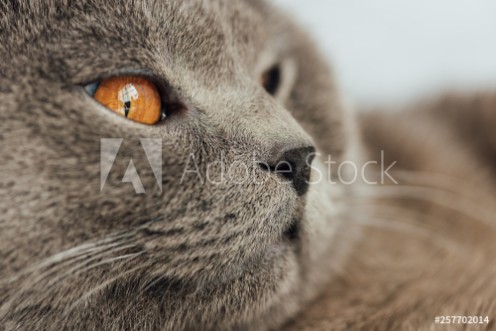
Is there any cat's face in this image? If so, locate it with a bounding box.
[0,0,358,329]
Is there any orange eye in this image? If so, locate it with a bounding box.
[93,76,162,125]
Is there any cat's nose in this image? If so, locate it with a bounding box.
[260,146,316,196]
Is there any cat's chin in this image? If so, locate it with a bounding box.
[209,218,302,287]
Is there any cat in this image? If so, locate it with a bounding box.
[1,0,495,330]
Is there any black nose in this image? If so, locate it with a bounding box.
[260,146,316,196]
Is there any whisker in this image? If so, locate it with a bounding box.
[0,243,143,318]
[4,215,164,286]
[350,217,469,256]
[358,204,447,232]
[4,232,136,284]
[391,169,491,197]
[351,185,496,230]
[44,246,144,289]
[65,264,150,315]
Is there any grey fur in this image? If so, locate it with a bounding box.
[2,1,496,330]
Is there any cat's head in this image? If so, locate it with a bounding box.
[0,0,360,329]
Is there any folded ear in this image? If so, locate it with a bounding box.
[358,92,496,185]
[427,92,496,170]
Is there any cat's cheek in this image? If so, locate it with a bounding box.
[297,158,358,299]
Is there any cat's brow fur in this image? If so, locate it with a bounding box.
[1,0,496,330]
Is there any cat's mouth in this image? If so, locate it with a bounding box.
[283,218,300,242]
[282,197,307,243]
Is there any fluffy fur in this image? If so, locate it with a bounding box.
[1,0,495,330]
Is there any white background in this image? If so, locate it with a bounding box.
[276,0,496,105]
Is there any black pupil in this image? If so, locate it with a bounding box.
[262,65,281,95]
[124,101,131,117]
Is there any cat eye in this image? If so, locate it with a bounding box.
[85,76,165,125]
[261,65,281,96]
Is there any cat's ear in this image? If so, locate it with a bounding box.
[430,93,496,173]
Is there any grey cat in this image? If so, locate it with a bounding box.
[1,0,495,330]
